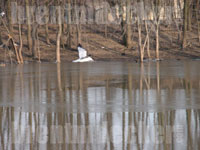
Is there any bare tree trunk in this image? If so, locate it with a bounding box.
[67,26,72,48]
[7,0,12,34]
[182,0,189,48]
[120,0,126,46]
[76,24,81,45]
[67,0,72,48]
[25,0,32,51]
[92,0,96,24]
[137,17,143,62]
[126,0,132,48]
[31,0,40,58]
[156,24,159,59]
[104,3,108,38]
[187,1,192,31]
[18,23,23,63]
[155,0,160,60]
[0,15,20,63]
[75,0,81,45]
[12,39,20,63]
[196,0,200,42]
[136,2,149,62]
[137,18,148,62]
[174,18,182,42]
[32,24,38,58]
[56,6,62,63]
[145,21,151,58]
[45,6,50,45]
[37,30,40,62]
[45,23,50,44]
[61,5,66,49]
[0,32,3,45]
[105,25,108,38]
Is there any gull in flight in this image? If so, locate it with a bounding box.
[0,11,5,17]
[73,44,94,62]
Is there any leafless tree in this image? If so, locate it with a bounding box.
[25,0,32,51]
[182,0,189,48]
[56,5,62,63]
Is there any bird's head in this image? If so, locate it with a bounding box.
[77,43,82,49]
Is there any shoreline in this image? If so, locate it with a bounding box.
[1,56,200,66]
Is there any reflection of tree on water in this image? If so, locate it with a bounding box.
[0,62,200,149]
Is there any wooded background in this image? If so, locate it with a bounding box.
[0,0,199,63]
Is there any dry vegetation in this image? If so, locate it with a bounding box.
[0,0,200,63]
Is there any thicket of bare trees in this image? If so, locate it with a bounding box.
[0,0,199,63]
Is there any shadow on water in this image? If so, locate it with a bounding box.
[0,61,200,150]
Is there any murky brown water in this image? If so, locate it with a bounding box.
[0,60,200,150]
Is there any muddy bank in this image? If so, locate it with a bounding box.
[0,24,200,64]
[0,47,199,64]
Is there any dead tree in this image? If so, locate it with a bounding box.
[37,26,40,62]
[31,23,38,58]
[152,0,161,60]
[136,8,148,61]
[66,0,72,48]
[195,0,200,42]
[0,16,20,63]
[173,0,182,42]
[25,0,32,51]
[182,0,189,48]
[0,32,3,46]
[187,0,192,31]
[56,6,62,63]
[75,0,81,45]
[136,1,143,61]
[137,16,144,62]
[125,0,132,48]
[31,0,39,58]
[144,0,151,58]
[6,0,13,34]
[145,21,151,58]
[104,1,108,38]
[120,0,126,46]
[136,1,151,62]
[45,2,50,45]
[18,23,23,63]
[61,2,66,49]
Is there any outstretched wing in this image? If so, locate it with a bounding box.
[78,47,87,59]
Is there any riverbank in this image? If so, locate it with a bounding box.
[0,24,200,64]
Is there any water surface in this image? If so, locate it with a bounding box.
[0,60,199,150]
